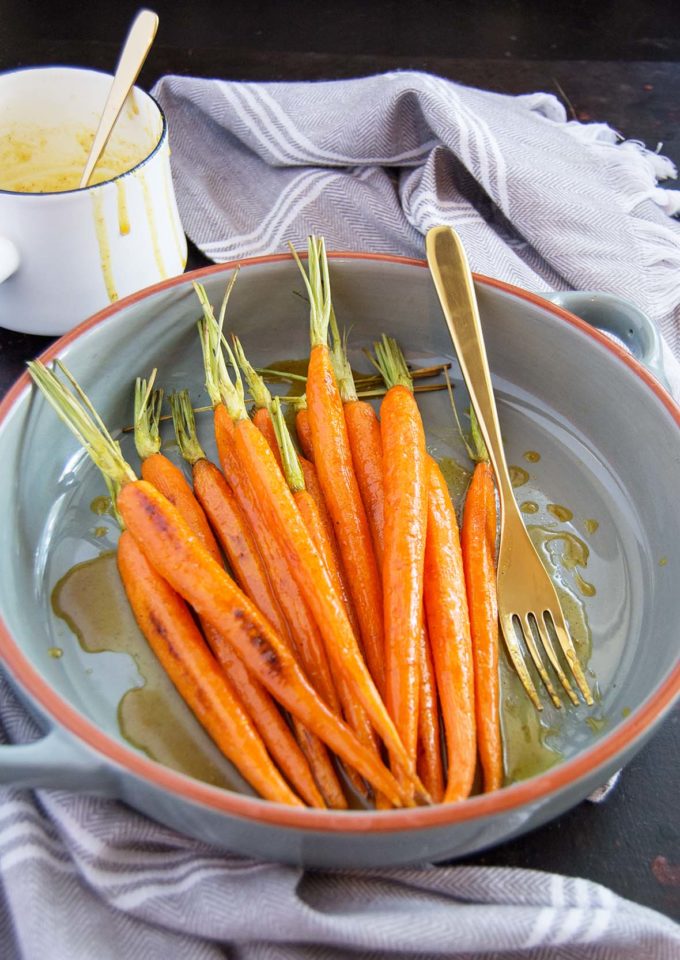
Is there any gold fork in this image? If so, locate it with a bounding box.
[426,225,593,710]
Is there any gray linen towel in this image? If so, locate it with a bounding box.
[1,71,679,958]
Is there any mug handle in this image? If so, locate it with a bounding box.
[0,236,20,284]
[539,291,671,391]
[0,724,119,796]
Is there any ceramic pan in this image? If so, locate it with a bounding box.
[0,254,678,867]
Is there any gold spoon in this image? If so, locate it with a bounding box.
[79,9,159,189]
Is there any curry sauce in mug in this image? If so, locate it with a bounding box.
[0,118,149,194]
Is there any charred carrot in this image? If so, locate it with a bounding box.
[195,285,424,800]
[171,389,346,809]
[27,360,304,807]
[291,237,385,695]
[133,373,222,566]
[119,478,408,806]
[462,411,503,793]
[118,532,303,805]
[370,335,429,779]
[424,456,477,802]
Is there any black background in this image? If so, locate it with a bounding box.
[0,0,678,922]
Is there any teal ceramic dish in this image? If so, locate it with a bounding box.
[0,253,678,867]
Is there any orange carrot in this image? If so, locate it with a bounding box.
[29,361,310,808]
[462,418,502,794]
[231,416,423,793]
[213,406,340,714]
[344,399,385,565]
[295,402,314,462]
[201,621,327,807]
[328,309,385,565]
[170,389,346,809]
[424,456,477,802]
[417,621,445,803]
[196,298,411,788]
[370,336,429,779]
[293,238,385,695]
[118,478,408,806]
[133,373,222,566]
[253,407,283,471]
[117,531,304,806]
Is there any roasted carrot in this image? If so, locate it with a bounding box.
[370,335,429,782]
[170,389,345,809]
[118,478,408,806]
[133,373,222,566]
[295,400,314,463]
[417,621,445,804]
[232,339,351,613]
[195,285,424,799]
[462,412,503,794]
[424,456,477,802]
[117,532,303,805]
[27,360,305,808]
[269,396,384,797]
[292,237,385,695]
[329,310,386,565]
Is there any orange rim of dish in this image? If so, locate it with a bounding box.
[0,251,678,832]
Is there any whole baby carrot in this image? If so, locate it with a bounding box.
[461,412,503,794]
[27,360,304,807]
[170,388,346,809]
[370,335,429,781]
[291,237,385,695]
[424,456,477,802]
[232,335,359,633]
[118,532,303,806]
[119,477,408,806]
[329,310,385,565]
[133,373,222,566]
[193,284,422,799]
[295,400,314,463]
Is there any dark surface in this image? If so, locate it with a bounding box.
[1,0,678,924]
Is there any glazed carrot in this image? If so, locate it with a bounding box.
[292,237,385,695]
[213,377,365,810]
[27,360,305,808]
[201,621,327,807]
[461,413,502,794]
[133,373,222,566]
[416,621,445,803]
[170,389,345,809]
[253,407,283,470]
[213,404,341,714]
[117,532,303,806]
[295,401,314,462]
[344,400,385,564]
[424,456,477,802]
[195,286,423,797]
[370,336,429,779]
[118,478,408,806]
[329,311,386,566]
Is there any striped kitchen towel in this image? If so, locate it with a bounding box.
[2,674,679,960]
[152,70,680,361]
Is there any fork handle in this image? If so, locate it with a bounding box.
[425,225,515,509]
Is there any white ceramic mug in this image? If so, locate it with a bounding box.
[0,66,187,335]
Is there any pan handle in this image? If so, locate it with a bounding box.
[539,291,673,392]
[0,726,119,795]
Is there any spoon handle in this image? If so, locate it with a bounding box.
[79,9,159,189]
